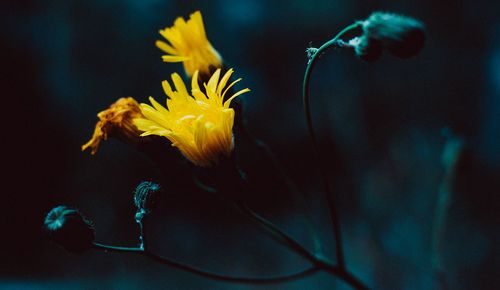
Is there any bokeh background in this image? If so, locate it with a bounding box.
[3,0,500,289]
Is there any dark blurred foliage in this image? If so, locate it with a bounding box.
[2,0,500,289]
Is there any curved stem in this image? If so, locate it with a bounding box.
[92,242,319,284]
[233,202,319,263]
[143,251,319,285]
[302,22,361,269]
[92,242,143,252]
[233,202,368,290]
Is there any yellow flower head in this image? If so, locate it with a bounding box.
[156,11,222,77]
[82,97,143,155]
[134,68,250,167]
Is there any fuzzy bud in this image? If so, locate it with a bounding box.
[362,12,425,58]
[44,206,95,253]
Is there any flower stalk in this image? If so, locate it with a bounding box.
[62,9,427,289]
[302,21,362,270]
[198,159,368,289]
[92,241,319,284]
[91,195,368,289]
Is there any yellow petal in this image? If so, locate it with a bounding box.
[162,80,174,98]
[221,78,241,100]
[149,96,170,116]
[217,68,234,96]
[140,104,171,128]
[224,88,250,108]
[206,68,221,93]
[194,115,207,150]
[171,73,189,98]
[155,40,178,55]
[191,70,201,92]
[162,55,190,62]
[190,11,206,38]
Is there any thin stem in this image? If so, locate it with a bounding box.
[92,194,367,288]
[143,251,319,285]
[234,202,318,263]
[233,202,368,290]
[92,242,143,252]
[136,210,147,251]
[253,139,324,255]
[302,22,361,269]
[320,264,369,290]
[431,134,464,289]
[231,83,323,254]
[92,242,319,284]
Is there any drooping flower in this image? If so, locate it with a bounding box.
[352,12,425,62]
[133,68,250,167]
[156,11,222,77]
[362,12,425,58]
[82,97,143,154]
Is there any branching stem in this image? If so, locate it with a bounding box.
[92,242,319,284]
[90,22,370,289]
[232,202,368,289]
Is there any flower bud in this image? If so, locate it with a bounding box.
[44,206,95,253]
[362,12,425,58]
[134,181,161,214]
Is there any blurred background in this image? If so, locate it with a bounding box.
[2,0,500,289]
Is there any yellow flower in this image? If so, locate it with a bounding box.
[82,97,143,154]
[134,68,250,167]
[156,11,222,77]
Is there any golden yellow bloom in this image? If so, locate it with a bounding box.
[134,68,250,167]
[156,11,222,77]
[82,97,143,155]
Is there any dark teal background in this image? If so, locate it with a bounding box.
[2,0,500,289]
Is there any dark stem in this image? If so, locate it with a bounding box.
[92,242,319,284]
[92,201,322,285]
[233,96,323,253]
[302,22,361,269]
[244,132,323,254]
[319,262,369,290]
[233,202,368,290]
[233,202,318,263]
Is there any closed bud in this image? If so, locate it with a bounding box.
[44,206,95,254]
[362,12,425,58]
[134,181,161,214]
